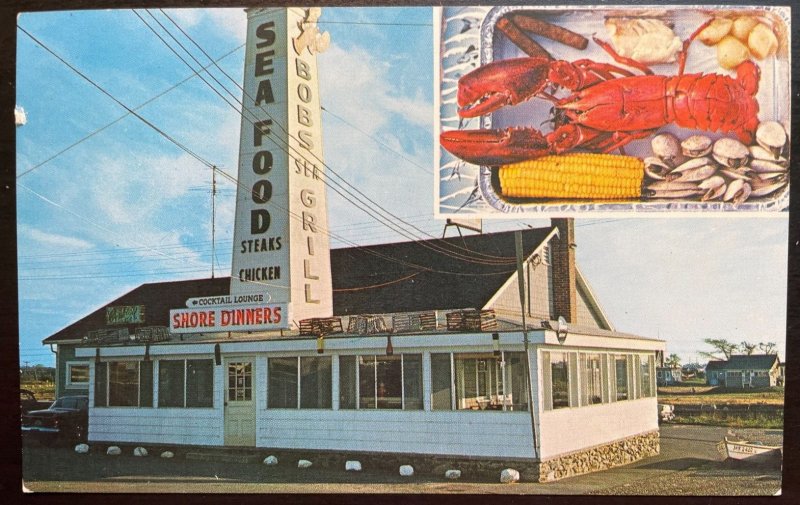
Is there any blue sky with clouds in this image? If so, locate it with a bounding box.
[16,7,787,366]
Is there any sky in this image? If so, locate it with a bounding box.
[15,7,788,367]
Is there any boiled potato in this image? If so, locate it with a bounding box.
[731,16,759,41]
[698,18,733,45]
[748,22,778,59]
[717,35,750,69]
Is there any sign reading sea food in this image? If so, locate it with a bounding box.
[435,6,790,215]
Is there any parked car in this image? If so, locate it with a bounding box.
[20,389,50,415]
[22,395,88,445]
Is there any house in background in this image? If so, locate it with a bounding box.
[705,355,781,388]
[656,367,682,386]
[705,360,726,386]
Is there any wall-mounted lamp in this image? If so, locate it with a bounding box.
[492,332,500,356]
[144,343,151,362]
[386,334,393,356]
[556,316,569,345]
[214,343,221,366]
[317,335,325,354]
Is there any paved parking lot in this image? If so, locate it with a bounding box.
[21,424,782,494]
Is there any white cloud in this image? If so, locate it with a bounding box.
[205,8,248,44]
[22,227,94,251]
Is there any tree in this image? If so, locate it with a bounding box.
[758,342,777,354]
[665,354,681,368]
[740,341,757,355]
[699,338,738,361]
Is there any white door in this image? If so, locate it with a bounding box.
[224,358,256,446]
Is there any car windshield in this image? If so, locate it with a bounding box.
[53,397,86,410]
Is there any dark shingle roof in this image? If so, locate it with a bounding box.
[44,228,554,343]
[705,360,726,370]
[724,354,779,370]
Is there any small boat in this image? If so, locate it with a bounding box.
[722,437,782,464]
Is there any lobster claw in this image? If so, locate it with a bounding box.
[440,127,550,166]
[457,57,551,118]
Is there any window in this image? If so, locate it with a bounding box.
[267,356,332,409]
[615,355,629,401]
[581,354,603,405]
[430,353,452,410]
[339,354,423,410]
[94,361,152,407]
[158,359,214,408]
[550,352,570,409]
[109,362,139,406]
[66,362,89,388]
[434,352,527,411]
[640,355,653,398]
[228,362,252,401]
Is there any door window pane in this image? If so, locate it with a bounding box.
[109,362,139,407]
[187,359,214,407]
[402,354,423,410]
[550,352,570,409]
[640,356,653,398]
[339,355,357,409]
[268,358,297,408]
[159,360,185,407]
[430,353,452,410]
[300,357,332,409]
[228,362,253,402]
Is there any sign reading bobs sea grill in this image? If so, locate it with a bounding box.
[230,7,333,327]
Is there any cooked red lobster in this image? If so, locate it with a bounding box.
[440,21,761,166]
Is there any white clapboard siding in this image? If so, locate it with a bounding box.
[255,409,535,458]
[89,407,224,446]
[537,397,658,459]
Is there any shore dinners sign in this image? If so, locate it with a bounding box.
[169,302,288,333]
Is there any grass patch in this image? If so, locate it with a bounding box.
[658,386,783,406]
[21,381,56,401]
[671,412,783,429]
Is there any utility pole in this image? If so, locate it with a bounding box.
[211,166,217,278]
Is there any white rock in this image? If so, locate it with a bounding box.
[345,460,362,472]
[133,447,148,457]
[106,446,121,456]
[445,469,461,479]
[500,468,520,483]
[399,465,414,477]
[74,444,89,454]
[160,451,174,459]
[263,455,278,465]
[298,459,312,469]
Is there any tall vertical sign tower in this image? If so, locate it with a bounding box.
[230,7,333,327]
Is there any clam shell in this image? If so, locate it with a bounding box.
[748,159,788,173]
[671,156,714,172]
[667,164,717,182]
[651,133,681,166]
[644,157,671,180]
[681,135,712,157]
[712,138,749,168]
[723,179,751,203]
[756,121,787,155]
[646,189,704,199]
[646,181,700,191]
[748,145,787,164]
[750,180,787,197]
[720,168,752,181]
[698,175,725,190]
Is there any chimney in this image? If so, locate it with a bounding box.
[551,218,577,324]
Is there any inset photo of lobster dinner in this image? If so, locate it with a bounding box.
[435,6,790,215]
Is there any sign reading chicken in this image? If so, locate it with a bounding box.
[435,6,790,215]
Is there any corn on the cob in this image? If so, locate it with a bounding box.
[499,153,645,200]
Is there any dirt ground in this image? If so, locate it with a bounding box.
[21,424,782,495]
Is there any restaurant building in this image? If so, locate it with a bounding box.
[40,8,663,481]
[43,219,664,481]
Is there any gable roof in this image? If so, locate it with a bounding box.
[705,360,726,370]
[44,228,554,343]
[724,354,780,370]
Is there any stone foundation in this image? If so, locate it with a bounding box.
[537,430,660,482]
